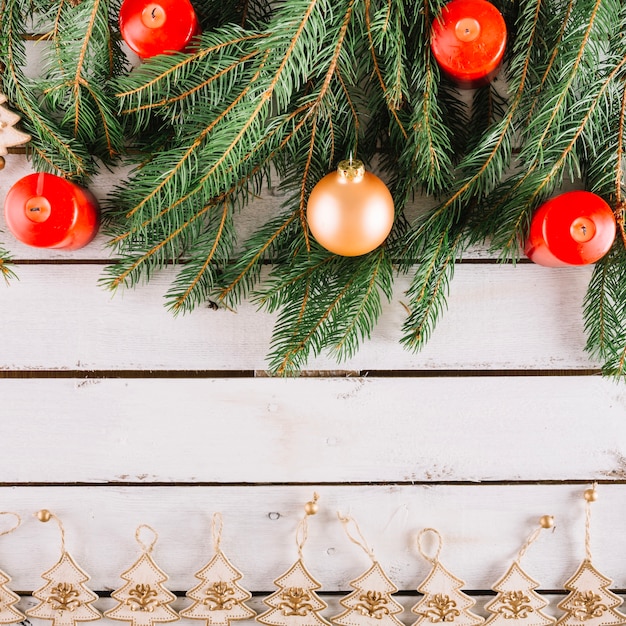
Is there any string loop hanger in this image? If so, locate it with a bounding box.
[337,512,376,563]
[515,514,555,564]
[0,512,21,538]
[417,527,443,565]
[36,509,67,553]
[212,512,224,554]
[583,483,598,562]
[296,493,319,560]
[135,523,159,554]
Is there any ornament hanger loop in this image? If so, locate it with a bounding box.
[296,493,319,559]
[36,509,66,553]
[584,483,598,562]
[417,528,443,564]
[212,512,223,553]
[0,512,21,538]
[337,512,375,563]
[135,524,159,554]
[516,515,554,563]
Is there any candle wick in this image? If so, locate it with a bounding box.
[152,7,157,19]
[581,225,587,235]
[29,206,41,212]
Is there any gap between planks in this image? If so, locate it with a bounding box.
[0,369,603,378]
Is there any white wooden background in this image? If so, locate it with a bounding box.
[1,38,626,626]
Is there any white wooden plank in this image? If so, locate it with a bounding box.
[1,377,624,483]
[2,155,578,262]
[0,264,598,371]
[0,485,622,592]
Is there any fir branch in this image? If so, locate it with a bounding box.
[584,245,626,378]
[37,0,125,165]
[394,0,455,200]
[217,209,301,308]
[165,200,236,314]
[0,0,92,177]
[364,0,407,139]
[396,0,543,288]
[401,226,464,350]
[487,51,626,257]
[259,248,393,374]
[0,249,17,284]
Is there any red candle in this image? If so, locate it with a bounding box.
[119,0,199,59]
[4,172,100,250]
[431,0,507,89]
[524,191,616,266]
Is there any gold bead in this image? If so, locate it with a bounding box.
[539,515,554,529]
[36,509,52,522]
[304,500,319,516]
[584,488,598,502]
[0,156,5,170]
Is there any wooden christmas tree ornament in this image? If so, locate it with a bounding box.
[26,510,102,626]
[555,487,626,626]
[332,514,404,626]
[256,494,331,626]
[484,516,556,626]
[180,513,256,626]
[0,513,25,626]
[411,528,484,626]
[104,524,179,626]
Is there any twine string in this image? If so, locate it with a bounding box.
[417,528,443,564]
[0,512,21,538]
[212,512,223,553]
[296,493,319,559]
[135,524,159,554]
[46,512,67,554]
[296,515,308,559]
[585,483,597,562]
[516,518,554,563]
[337,513,375,562]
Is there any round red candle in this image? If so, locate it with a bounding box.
[119,0,199,59]
[431,0,507,89]
[524,191,616,266]
[4,172,100,250]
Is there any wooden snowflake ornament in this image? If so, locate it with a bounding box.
[411,529,484,626]
[26,510,101,626]
[104,525,179,626]
[0,94,30,156]
[180,513,255,626]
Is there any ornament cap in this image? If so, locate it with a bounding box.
[304,492,320,516]
[539,515,554,529]
[337,159,365,182]
[584,488,598,502]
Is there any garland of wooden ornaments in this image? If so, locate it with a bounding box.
[0,487,620,626]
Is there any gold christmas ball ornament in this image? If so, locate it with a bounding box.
[539,515,554,529]
[584,488,598,502]
[306,159,395,257]
[36,509,52,522]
